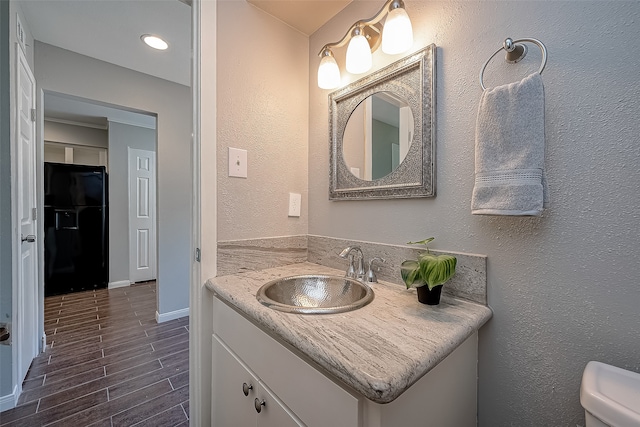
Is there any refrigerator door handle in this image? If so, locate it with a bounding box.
[21,234,36,243]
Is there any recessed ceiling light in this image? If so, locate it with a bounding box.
[141,34,168,50]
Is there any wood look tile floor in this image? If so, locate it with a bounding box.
[0,282,189,427]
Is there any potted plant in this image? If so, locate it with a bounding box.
[400,237,457,305]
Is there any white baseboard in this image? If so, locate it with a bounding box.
[156,307,189,323]
[0,385,19,412]
[108,280,131,289]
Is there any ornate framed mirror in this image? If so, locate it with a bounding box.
[329,44,436,200]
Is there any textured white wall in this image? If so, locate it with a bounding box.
[216,1,309,241]
[309,1,640,425]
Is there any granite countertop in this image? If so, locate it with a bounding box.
[205,262,492,404]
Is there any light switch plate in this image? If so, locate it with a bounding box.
[228,147,247,178]
[288,193,301,217]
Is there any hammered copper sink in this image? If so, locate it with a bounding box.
[256,274,374,314]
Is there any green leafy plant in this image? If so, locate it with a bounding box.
[400,237,457,290]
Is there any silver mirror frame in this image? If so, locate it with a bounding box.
[329,44,436,200]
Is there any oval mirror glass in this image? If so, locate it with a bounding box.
[341,92,414,181]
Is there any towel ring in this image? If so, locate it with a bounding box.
[479,37,547,90]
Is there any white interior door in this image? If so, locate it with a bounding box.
[15,45,39,388]
[128,148,156,283]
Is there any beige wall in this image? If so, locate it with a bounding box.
[216,0,309,241]
[44,121,108,148]
[309,1,640,426]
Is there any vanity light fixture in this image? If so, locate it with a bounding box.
[381,2,413,55]
[318,48,341,89]
[141,34,168,50]
[317,0,414,90]
[345,24,373,74]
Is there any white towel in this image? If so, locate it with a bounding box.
[471,73,548,216]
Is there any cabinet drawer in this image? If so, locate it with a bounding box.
[213,297,360,427]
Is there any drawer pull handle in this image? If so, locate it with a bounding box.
[242,383,253,396]
[254,398,265,413]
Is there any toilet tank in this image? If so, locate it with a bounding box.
[580,361,640,427]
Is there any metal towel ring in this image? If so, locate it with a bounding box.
[479,37,547,90]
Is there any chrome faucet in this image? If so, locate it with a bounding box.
[339,246,366,281]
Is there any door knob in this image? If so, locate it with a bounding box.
[242,382,253,396]
[21,234,36,243]
[254,398,265,413]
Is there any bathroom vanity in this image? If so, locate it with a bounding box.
[206,262,492,426]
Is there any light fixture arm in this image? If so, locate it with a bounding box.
[318,22,363,56]
[317,0,404,56]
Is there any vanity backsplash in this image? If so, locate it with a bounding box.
[217,235,308,276]
[217,234,487,305]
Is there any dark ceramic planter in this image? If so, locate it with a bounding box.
[416,285,442,305]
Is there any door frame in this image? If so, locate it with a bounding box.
[189,0,215,424]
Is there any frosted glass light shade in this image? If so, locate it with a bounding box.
[318,54,341,89]
[346,34,372,74]
[381,7,413,55]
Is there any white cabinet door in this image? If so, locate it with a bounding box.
[255,381,301,427]
[213,333,304,427]
[213,297,359,427]
[212,334,258,427]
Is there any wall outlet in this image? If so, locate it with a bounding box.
[228,147,247,178]
[288,192,301,217]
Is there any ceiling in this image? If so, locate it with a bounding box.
[19,0,192,87]
[18,0,348,126]
[19,0,191,127]
[19,0,351,86]
[248,0,351,35]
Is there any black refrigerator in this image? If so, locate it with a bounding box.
[44,162,109,296]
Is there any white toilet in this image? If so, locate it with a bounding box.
[580,361,640,427]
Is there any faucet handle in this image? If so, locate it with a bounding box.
[366,257,385,283]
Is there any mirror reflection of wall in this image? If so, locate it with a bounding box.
[43,120,109,169]
[342,91,414,181]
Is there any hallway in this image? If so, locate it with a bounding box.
[0,282,189,426]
